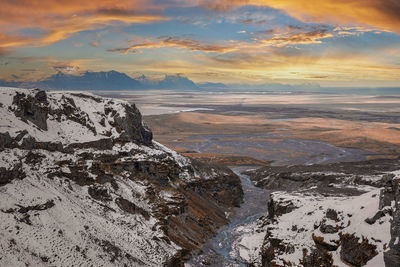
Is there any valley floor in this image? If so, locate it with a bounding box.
[106,90,400,266]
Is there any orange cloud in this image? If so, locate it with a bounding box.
[108,27,336,55]
[260,30,333,47]
[202,0,400,33]
[0,33,33,48]
[0,0,168,49]
[108,36,237,54]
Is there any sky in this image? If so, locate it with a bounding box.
[1,0,400,87]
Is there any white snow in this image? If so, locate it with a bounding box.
[263,186,393,266]
[0,88,220,266]
[0,88,132,144]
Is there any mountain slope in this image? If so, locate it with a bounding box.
[0,87,242,266]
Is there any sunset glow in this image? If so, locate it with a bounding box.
[1,0,400,87]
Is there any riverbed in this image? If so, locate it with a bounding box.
[186,167,271,266]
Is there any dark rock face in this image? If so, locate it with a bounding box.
[88,185,112,201]
[185,160,243,208]
[113,103,153,146]
[24,151,46,165]
[12,90,49,131]
[325,209,339,222]
[260,236,285,267]
[0,132,16,151]
[267,195,297,219]
[312,233,338,251]
[339,233,378,266]
[320,222,338,234]
[301,247,334,267]
[383,177,400,267]
[115,197,150,220]
[365,209,392,225]
[151,159,242,258]
[0,163,26,186]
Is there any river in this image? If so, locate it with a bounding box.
[186,167,271,266]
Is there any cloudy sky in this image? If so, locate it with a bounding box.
[1,0,400,87]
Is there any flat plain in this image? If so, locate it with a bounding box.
[99,90,400,166]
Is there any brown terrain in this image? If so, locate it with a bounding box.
[145,111,400,164]
[98,91,400,166]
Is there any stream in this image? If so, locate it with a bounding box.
[186,167,271,266]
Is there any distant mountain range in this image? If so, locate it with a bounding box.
[0,70,200,90]
[0,70,317,92]
[1,70,399,94]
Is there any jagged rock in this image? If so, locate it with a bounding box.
[88,185,112,201]
[365,208,392,225]
[12,90,49,130]
[113,103,153,145]
[0,163,26,186]
[115,197,151,220]
[0,132,17,150]
[312,233,338,251]
[260,236,285,266]
[325,209,339,222]
[24,151,46,165]
[320,221,338,234]
[301,247,335,267]
[185,160,243,207]
[267,196,296,219]
[339,233,378,266]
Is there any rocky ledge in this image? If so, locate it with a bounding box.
[0,88,243,266]
[242,159,400,266]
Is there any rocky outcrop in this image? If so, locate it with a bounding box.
[339,233,378,266]
[301,247,334,267]
[256,177,395,266]
[0,163,26,186]
[5,88,152,149]
[112,102,152,145]
[0,88,243,267]
[382,175,400,267]
[267,195,297,219]
[12,89,49,130]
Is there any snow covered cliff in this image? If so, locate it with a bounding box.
[0,88,242,266]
